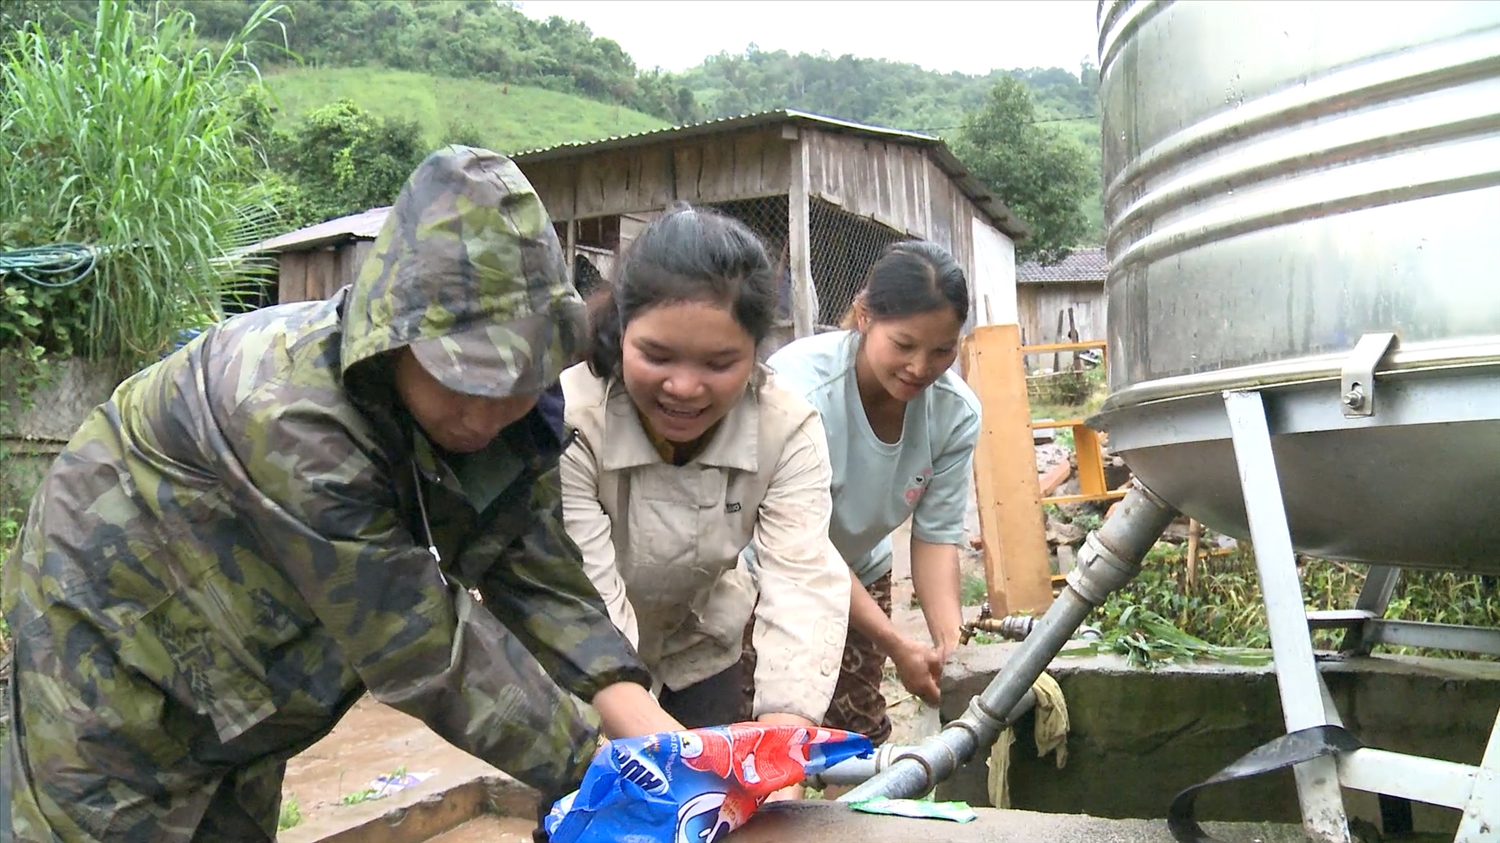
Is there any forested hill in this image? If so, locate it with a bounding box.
[9,0,1104,250]
[151,1,1101,147]
[30,0,706,123]
[681,49,1098,136]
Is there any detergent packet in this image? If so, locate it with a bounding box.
[543,723,873,843]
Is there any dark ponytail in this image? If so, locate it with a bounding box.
[585,201,777,381]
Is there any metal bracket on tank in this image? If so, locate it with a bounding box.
[1339,332,1397,418]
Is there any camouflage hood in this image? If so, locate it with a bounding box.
[340,145,586,398]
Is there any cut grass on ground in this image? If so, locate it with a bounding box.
[278,795,302,831]
[262,66,669,154]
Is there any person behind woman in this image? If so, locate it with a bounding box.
[559,203,851,757]
[759,239,981,750]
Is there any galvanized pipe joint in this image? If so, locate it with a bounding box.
[810,689,1039,788]
[836,481,1179,803]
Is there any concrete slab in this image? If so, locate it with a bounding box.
[936,643,1500,837]
[728,801,1311,843]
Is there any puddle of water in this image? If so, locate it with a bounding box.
[424,815,535,843]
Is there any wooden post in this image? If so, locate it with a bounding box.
[1052,311,1064,373]
[1186,518,1202,590]
[1067,308,1081,371]
[787,131,815,338]
[963,324,1055,616]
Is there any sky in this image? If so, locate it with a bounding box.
[513,1,1101,77]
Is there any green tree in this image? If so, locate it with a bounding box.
[440,116,488,149]
[953,78,1093,265]
[273,98,426,226]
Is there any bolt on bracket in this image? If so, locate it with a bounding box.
[1339,332,1397,418]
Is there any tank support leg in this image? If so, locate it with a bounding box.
[1338,565,1401,656]
[1456,706,1500,842]
[1222,389,1352,843]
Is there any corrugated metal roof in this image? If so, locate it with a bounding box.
[253,109,1030,253]
[508,108,939,160]
[1017,246,1107,284]
[252,205,391,253]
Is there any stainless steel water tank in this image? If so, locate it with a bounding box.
[1092,1,1500,571]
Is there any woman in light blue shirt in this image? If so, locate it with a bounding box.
[760,240,980,747]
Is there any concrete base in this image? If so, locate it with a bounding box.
[935,644,1500,838]
[729,801,1312,843]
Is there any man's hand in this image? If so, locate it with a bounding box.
[591,681,684,739]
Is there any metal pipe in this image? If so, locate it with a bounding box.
[836,482,1178,803]
[809,690,1039,788]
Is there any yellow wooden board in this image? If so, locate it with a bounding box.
[962,324,1055,616]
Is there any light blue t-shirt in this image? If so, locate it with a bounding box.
[761,330,981,586]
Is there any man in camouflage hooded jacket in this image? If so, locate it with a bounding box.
[0,147,678,842]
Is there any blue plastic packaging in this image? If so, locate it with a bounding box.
[544,723,873,843]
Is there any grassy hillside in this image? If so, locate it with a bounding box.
[261,66,670,155]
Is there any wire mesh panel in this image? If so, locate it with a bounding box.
[698,196,794,355]
[567,195,911,355]
[808,198,908,331]
[699,195,790,310]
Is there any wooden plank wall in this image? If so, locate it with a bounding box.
[335,241,375,297]
[275,241,377,304]
[523,159,578,222]
[519,128,795,222]
[1016,281,1107,348]
[801,129,979,296]
[277,252,309,304]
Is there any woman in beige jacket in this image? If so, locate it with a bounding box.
[559,203,851,748]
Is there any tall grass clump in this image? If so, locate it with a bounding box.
[0,0,287,368]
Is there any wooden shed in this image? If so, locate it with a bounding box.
[256,205,389,305]
[1015,246,1107,352]
[257,109,1030,346]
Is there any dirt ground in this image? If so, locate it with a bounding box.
[425,817,535,843]
[278,517,977,838]
[276,697,507,842]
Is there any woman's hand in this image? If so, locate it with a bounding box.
[888,636,943,706]
[910,539,963,664]
[762,784,805,803]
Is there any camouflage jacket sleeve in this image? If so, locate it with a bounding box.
[217,388,597,796]
[466,452,653,703]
